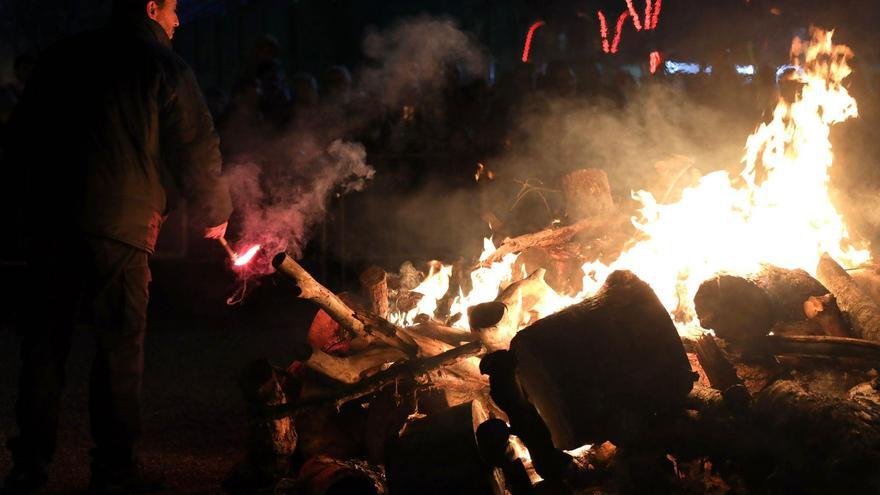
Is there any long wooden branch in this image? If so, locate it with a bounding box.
[273,253,417,355]
[266,341,485,419]
[476,216,621,268]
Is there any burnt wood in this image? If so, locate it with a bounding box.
[694,266,828,341]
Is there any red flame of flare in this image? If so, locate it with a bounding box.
[234,245,261,267]
[521,20,545,62]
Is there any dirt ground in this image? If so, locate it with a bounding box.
[0,259,316,494]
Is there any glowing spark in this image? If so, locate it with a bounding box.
[521,20,545,62]
[234,245,261,267]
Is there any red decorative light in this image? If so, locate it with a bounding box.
[650,0,662,29]
[649,50,662,74]
[521,20,546,63]
[625,0,643,30]
[597,11,610,53]
[596,0,662,54]
[611,12,629,53]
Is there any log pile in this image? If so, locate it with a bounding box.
[224,224,880,494]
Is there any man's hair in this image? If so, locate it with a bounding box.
[113,0,164,17]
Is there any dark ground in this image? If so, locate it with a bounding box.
[0,259,316,494]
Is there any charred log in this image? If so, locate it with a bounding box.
[753,380,880,493]
[694,266,828,341]
[386,401,502,495]
[803,294,851,337]
[508,270,695,449]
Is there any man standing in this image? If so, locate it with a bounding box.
[3,1,232,493]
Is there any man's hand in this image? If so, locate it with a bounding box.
[204,221,228,239]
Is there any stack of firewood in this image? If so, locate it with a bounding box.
[222,167,880,494]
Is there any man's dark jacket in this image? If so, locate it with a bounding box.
[7,12,231,252]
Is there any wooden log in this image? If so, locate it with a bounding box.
[305,346,408,384]
[267,342,485,419]
[405,321,476,347]
[694,266,828,342]
[223,359,298,493]
[475,419,535,495]
[468,269,556,352]
[803,294,851,337]
[851,267,880,305]
[469,301,517,352]
[359,266,389,318]
[753,380,880,493]
[273,253,417,355]
[293,456,386,495]
[561,168,614,221]
[386,401,503,495]
[816,253,880,342]
[762,335,880,363]
[507,270,695,449]
[476,216,621,269]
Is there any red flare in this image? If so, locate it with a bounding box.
[234,245,261,267]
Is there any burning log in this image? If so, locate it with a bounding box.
[360,266,390,318]
[468,268,555,352]
[561,168,614,221]
[815,253,880,342]
[267,342,485,419]
[803,293,850,337]
[385,401,503,495]
[476,216,620,269]
[509,270,695,448]
[694,266,829,342]
[273,253,417,355]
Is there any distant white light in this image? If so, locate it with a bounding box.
[775,64,803,82]
[664,60,700,74]
[703,65,713,74]
[735,64,755,75]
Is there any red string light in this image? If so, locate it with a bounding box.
[649,50,662,73]
[521,20,546,62]
[595,0,662,54]
[624,0,643,30]
[650,0,662,29]
[597,11,610,53]
[611,12,629,53]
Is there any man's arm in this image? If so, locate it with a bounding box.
[160,63,232,236]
